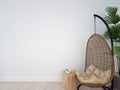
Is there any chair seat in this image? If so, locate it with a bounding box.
[76,65,111,85]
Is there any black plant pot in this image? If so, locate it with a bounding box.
[119,70,120,75]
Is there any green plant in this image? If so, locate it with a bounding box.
[103,6,120,75]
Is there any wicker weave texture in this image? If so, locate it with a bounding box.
[82,34,114,87]
[85,34,113,71]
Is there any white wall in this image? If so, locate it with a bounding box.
[0,0,120,81]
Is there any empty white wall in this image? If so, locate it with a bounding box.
[0,0,120,81]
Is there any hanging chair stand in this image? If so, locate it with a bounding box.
[77,14,114,90]
[93,14,113,51]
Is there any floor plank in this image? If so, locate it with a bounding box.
[0,82,103,90]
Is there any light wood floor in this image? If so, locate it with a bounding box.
[0,82,103,90]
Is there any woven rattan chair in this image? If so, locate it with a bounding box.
[77,15,115,90]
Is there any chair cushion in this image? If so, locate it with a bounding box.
[76,65,111,84]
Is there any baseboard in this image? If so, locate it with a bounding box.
[0,76,61,82]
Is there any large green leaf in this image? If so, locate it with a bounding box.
[103,24,120,42]
[104,14,120,24]
[113,46,120,58]
[105,6,118,15]
[105,7,120,24]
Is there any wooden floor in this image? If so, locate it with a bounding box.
[0,82,103,90]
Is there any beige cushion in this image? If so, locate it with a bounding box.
[76,65,111,84]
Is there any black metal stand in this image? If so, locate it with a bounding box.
[102,86,112,90]
[77,84,82,90]
[93,14,113,52]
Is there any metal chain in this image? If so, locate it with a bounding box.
[94,16,96,34]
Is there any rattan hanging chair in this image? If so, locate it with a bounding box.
[77,14,115,90]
